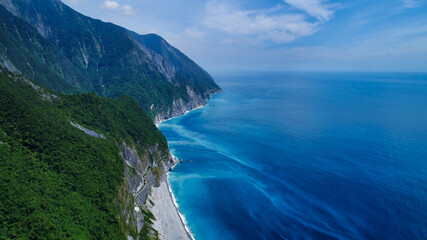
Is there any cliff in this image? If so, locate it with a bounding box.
[0,67,179,239]
[0,0,221,120]
[117,143,177,240]
[154,87,221,124]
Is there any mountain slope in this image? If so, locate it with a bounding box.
[0,4,91,93]
[0,67,174,239]
[130,32,220,96]
[0,0,221,120]
[0,68,124,239]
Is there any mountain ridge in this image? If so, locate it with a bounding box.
[0,0,221,120]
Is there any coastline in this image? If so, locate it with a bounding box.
[166,154,196,240]
[150,91,221,239]
[154,89,223,127]
[166,176,195,240]
[155,104,205,128]
[151,113,205,239]
[148,154,195,240]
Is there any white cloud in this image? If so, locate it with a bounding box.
[100,1,136,16]
[100,0,120,11]
[402,0,420,8]
[121,5,136,16]
[202,0,325,44]
[284,0,334,22]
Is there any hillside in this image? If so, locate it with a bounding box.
[0,4,91,93]
[0,67,174,239]
[0,0,221,120]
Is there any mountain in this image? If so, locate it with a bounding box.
[0,1,220,238]
[0,66,175,239]
[0,4,91,93]
[129,32,222,122]
[0,0,221,121]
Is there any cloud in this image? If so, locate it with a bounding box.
[121,5,136,16]
[284,0,334,22]
[402,0,420,8]
[202,0,328,44]
[100,0,120,10]
[100,1,136,16]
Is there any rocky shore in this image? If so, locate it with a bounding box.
[154,88,222,125]
[144,89,222,239]
[148,173,194,240]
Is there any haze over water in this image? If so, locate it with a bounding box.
[159,72,427,240]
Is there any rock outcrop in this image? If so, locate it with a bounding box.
[154,87,222,124]
[116,142,177,240]
[70,121,106,139]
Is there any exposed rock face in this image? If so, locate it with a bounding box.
[117,142,177,240]
[7,72,61,102]
[131,38,176,81]
[70,121,106,139]
[154,87,222,124]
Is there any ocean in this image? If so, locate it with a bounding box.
[158,72,427,240]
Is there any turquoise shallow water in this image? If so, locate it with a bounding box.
[159,72,427,240]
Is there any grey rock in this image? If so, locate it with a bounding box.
[70,121,106,139]
[154,86,222,124]
[119,142,176,239]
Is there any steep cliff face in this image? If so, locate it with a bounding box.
[0,66,180,239]
[56,86,176,239]
[154,86,221,124]
[117,142,177,240]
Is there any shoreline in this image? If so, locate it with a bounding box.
[166,157,196,240]
[155,89,223,127]
[148,174,195,240]
[148,153,195,240]
[151,91,221,239]
[155,104,206,127]
[151,116,204,240]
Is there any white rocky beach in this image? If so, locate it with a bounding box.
[148,178,194,240]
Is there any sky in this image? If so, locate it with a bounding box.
[62,0,427,72]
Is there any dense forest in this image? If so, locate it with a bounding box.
[0,68,164,239]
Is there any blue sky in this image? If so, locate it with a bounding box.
[63,0,427,72]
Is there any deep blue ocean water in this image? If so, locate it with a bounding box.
[159,72,427,240]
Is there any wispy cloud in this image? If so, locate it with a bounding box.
[100,1,136,16]
[402,0,421,8]
[284,0,335,22]
[121,5,135,16]
[202,0,334,44]
[100,0,120,10]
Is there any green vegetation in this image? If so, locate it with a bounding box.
[0,5,91,93]
[139,209,159,240]
[0,68,166,239]
[59,93,168,153]
[130,32,221,93]
[0,0,220,119]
